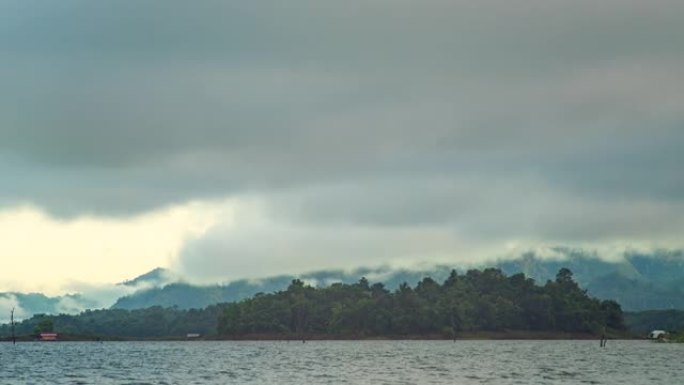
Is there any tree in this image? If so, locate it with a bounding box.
[555,268,575,286]
[601,300,626,330]
[34,317,54,335]
[213,268,626,338]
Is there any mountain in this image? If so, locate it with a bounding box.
[113,248,684,312]
[0,267,180,321]
[495,248,684,310]
[0,292,98,322]
[111,269,436,310]
[119,267,178,288]
[4,247,684,318]
[624,310,684,333]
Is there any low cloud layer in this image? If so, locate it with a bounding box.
[175,189,684,283]
[0,295,27,324]
[1,1,683,288]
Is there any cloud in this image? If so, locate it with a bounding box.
[0,294,27,323]
[175,217,468,283]
[0,202,218,293]
[56,271,182,313]
[174,184,684,282]
[0,1,683,285]
[1,0,682,215]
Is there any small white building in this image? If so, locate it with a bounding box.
[649,330,667,339]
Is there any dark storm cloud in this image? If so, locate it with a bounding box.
[1,0,683,249]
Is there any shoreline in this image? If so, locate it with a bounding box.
[1,330,639,342]
[212,331,636,341]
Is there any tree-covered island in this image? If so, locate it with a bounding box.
[1,268,626,340]
[218,268,625,339]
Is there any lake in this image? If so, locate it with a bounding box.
[0,340,680,384]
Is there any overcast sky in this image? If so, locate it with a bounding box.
[1,0,683,293]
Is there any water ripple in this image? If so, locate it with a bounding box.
[0,340,680,384]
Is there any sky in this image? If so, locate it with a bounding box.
[1,0,683,294]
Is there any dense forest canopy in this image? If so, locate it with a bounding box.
[0,305,226,339]
[1,268,625,339]
[218,268,625,338]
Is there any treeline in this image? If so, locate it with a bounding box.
[0,305,225,339]
[218,268,626,338]
[0,268,626,339]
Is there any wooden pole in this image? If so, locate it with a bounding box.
[600,326,607,347]
[11,307,16,345]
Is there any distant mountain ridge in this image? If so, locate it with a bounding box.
[0,292,98,322]
[3,248,683,319]
[495,249,684,310]
[118,267,178,288]
[111,269,439,310]
[112,248,684,312]
[0,267,177,321]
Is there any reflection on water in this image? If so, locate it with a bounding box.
[0,340,680,384]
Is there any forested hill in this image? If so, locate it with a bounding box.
[112,249,684,312]
[0,305,226,339]
[218,268,625,338]
[3,249,681,317]
[1,268,625,339]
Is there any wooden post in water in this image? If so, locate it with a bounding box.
[600,326,607,347]
[11,307,16,345]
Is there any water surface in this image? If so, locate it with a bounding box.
[0,340,680,384]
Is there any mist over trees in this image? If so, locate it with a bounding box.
[218,268,625,338]
[0,268,625,339]
[111,250,684,313]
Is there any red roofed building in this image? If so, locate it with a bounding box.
[39,333,58,341]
